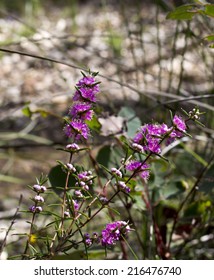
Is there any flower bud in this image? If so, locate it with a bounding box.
[66,163,76,173]
[33,184,46,193]
[34,195,44,203]
[74,190,83,197]
[64,210,70,217]
[29,205,43,213]
[111,168,122,178]
[132,143,144,152]
[66,143,80,151]
[117,181,130,193]
[33,184,41,192]
[80,181,86,187]
[40,185,47,193]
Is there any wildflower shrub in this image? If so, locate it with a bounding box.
[0,69,208,260]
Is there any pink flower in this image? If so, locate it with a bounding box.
[73,88,97,103]
[76,76,99,91]
[167,115,187,144]
[126,160,150,180]
[64,73,100,141]
[69,103,93,121]
[64,120,90,140]
[132,123,170,154]
[173,115,186,132]
[101,221,130,246]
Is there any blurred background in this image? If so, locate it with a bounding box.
[0,0,214,259]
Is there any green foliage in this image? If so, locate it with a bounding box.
[96,144,123,170]
[22,105,32,118]
[86,115,101,134]
[48,164,76,195]
[96,145,112,169]
[198,162,214,197]
[203,35,214,48]
[166,4,214,20]
[204,4,214,18]
[166,5,199,20]
[118,106,141,138]
[183,200,211,220]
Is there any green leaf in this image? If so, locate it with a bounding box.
[22,106,32,118]
[132,194,147,211]
[56,160,66,170]
[118,106,135,120]
[118,106,141,138]
[86,115,101,133]
[184,200,211,218]
[203,34,214,48]
[166,4,199,20]
[126,116,141,138]
[96,144,123,175]
[48,165,76,195]
[199,162,214,196]
[180,142,208,167]
[97,163,112,175]
[96,145,111,168]
[36,109,48,118]
[204,4,214,18]
[106,206,121,217]
[126,178,137,190]
[161,180,186,199]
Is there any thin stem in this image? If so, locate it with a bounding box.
[0,195,22,257]
[120,238,128,260]
[144,181,154,259]
[116,190,145,257]
[51,154,133,256]
[121,235,139,260]
[49,152,73,251]
[125,153,152,184]
[87,146,104,191]
[61,153,73,232]
[70,189,121,237]
[22,206,37,259]
[67,154,134,230]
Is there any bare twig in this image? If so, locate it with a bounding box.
[0,195,23,258]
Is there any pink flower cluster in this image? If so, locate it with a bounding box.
[132,115,186,155]
[82,221,131,247]
[83,232,100,247]
[101,221,131,246]
[125,115,186,181]
[64,74,100,141]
